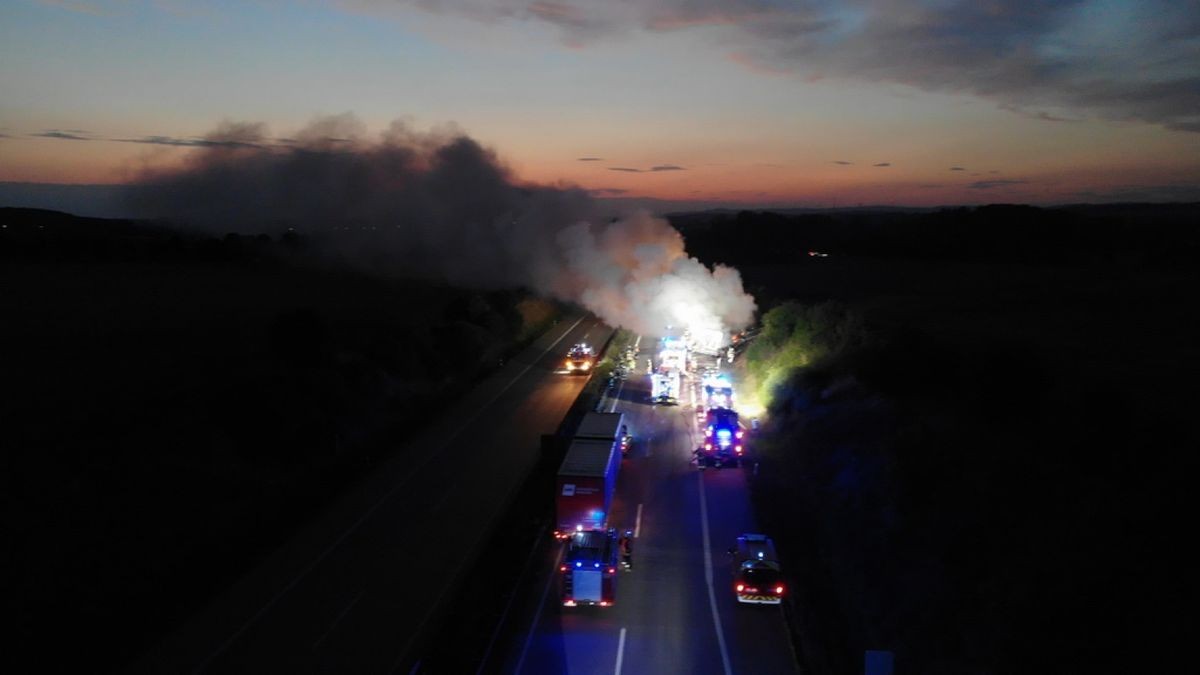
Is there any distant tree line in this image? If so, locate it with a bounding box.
[672,203,1200,267]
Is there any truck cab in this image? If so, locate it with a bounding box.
[729,534,784,604]
[560,528,619,607]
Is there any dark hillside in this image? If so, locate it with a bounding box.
[0,209,559,670]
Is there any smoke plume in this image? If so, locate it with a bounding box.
[125,115,756,338]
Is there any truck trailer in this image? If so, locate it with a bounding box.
[575,411,630,456]
[554,438,620,539]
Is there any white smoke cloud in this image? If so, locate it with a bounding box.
[125,115,756,339]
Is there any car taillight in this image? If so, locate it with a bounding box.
[705,443,712,450]
[599,601,611,607]
[775,585,785,595]
[559,565,568,572]
[735,445,743,453]
[563,599,576,607]
[736,430,744,439]
[607,567,616,574]
[735,584,745,592]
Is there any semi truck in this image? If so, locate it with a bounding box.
[560,528,619,607]
[554,438,620,539]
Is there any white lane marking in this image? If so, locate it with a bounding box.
[614,627,627,675]
[698,473,734,675]
[515,546,564,674]
[311,590,364,650]
[634,504,643,539]
[196,316,587,673]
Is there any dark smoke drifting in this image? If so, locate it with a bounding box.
[126,114,755,337]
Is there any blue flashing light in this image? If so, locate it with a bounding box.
[717,429,732,438]
[594,563,601,568]
[576,562,582,568]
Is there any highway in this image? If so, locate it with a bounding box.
[496,339,798,675]
[132,314,612,673]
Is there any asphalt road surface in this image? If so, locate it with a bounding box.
[498,339,798,675]
[132,314,611,674]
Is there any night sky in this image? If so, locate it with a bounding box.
[2,0,1198,207]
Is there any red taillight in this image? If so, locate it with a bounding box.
[736,430,744,439]
[705,443,712,450]
[599,601,611,607]
[559,565,568,572]
[705,428,712,436]
[775,585,785,595]
[735,584,745,592]
[735,445,743,454]
[607,567,616,574]
[563,599,576,607]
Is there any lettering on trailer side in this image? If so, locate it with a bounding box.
[562,484,576,496]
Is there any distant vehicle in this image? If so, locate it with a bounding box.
[651,370,680,404]
[565,343,595,373]
[554,438,620,539]
[701,408,744,467]
[729,534,784,604]
[561,528,619,607]
[703,372,735,409]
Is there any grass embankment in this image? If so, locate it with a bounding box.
[1,212,562,671]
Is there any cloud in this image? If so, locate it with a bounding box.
[577,157,604,161]
[968,179,1028,189]
[117,135,264,149]
[950,166,966,171]
[122,114,757,338]
[607,164,686,173]
[33,130,92,141]
[831,160,853,165]
[589,187,628,195]
[392,1,1200,132]
[873,162,891,167]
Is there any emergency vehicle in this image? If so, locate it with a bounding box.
[565,343,595,373]
[561,528,619,607]
[729,534,785,604]
[701,407,745,467]
[703,372,735,409]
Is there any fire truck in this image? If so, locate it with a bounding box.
[560,528,619,607]
[700,407,745,467]
[564,343,595,373]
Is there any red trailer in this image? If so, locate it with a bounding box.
[554,438,620,539]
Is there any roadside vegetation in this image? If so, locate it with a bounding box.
[1,208,561,670]
[679,204,1197,674]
